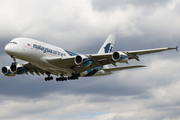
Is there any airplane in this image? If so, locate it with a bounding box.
[1,34,178,81]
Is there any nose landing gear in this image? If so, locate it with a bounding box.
[9,56,17,73]
[11,56,17,64]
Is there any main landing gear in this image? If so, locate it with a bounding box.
[45,74,79,82]
[56,74,79,82]
[45,76,53,81]
[45,72,53,81]
[11,55,17,64]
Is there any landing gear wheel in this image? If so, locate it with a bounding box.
[69,73,79,80]
[55,74,79,82]
[45,76,53,81]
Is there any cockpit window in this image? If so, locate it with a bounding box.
[9,42,17,44]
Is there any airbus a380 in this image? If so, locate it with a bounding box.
[1,34,178,81]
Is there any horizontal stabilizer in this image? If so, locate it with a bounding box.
[104,65,146,72]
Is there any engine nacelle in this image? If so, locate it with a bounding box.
[10,64,26,75]
[1,66,16,76]
[74,55,92,67]
[80,67,113,77]
[112,51,128,63]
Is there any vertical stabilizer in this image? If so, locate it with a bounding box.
[97,34,116,54]
[97,34,116,69]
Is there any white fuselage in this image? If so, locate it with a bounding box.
[4,37,113,77]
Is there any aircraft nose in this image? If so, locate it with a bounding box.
[5,44,14,55]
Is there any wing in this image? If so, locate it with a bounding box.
[45,54,113,74]
[23,63,47,76]
[104,65,146,72]
[45,56,77,68]
[87,46,178,66]
[16,62,70,76]
[87,53,115,67]
[125,46,178,61]
[45,53,114,73]
[44,46,177,73]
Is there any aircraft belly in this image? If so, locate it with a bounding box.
[34,62,74,75]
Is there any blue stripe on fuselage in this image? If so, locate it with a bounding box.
[64,50,78,56]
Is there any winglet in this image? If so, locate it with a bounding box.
[176,46,178,52]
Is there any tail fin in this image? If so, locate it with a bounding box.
[97,34,116,54]
[97,34,116,69]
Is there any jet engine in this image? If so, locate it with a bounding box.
[1,66,16,76]
[112,51,129,63]
[10,63,26,75]
[74,55,92,67]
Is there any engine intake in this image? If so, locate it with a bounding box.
[10,64,26,75]
[112,51,129,63]
[10,63,17,73]
[74,55,92,67]
[1,66,16,76]
[2,66,9,75]
[112,52,121,61]
[75,55,83,65]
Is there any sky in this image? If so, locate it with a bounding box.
[0,0,180,120]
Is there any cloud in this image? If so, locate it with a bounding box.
[91,0,170,11]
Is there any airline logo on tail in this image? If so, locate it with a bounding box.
[104,43,114,53]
